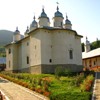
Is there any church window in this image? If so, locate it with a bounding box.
[27,56,29,64]
[49,59,52,63]
[69,49,73,59]
[9,48,11,54]
[61,22,63,26]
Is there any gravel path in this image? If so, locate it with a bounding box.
[0,77,49,100]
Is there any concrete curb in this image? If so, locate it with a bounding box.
[92,72,97,100]
[0,77,49,100]
[0,90,10,100]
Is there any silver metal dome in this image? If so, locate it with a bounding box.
[85,37,90,45]
[39,8,48,18]
[65,15,71,25]
[14,27,20,35]
[25,26,29,34]
[30,16,37,27]
[54,6,63,18]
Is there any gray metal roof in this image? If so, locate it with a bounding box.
[65,19,71,25]
[14,27,20,35]
[30,16,38,28]
[39,8,48,18]
[54,6,63,18]
[55,11,63,18]
[65,15,71,25]
[31,20,37,27]
[0,57,6,64]
[82,48,100,59]
[25,26,29,34]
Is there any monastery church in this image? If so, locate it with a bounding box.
[5,6,83,74]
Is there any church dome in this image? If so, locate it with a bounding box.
[85,37,90,45]
[30,16,38,28]
[39,8,48,18]
[65,19,71,24]
[25,26,29,34]
[14,27,20,35]
[24,26,29,37]
[54,6,63,18]
[65,15,71,25]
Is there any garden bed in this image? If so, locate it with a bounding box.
[0,71,94,100]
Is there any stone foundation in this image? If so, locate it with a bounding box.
[7,64,83,74]
[30,64,83,74]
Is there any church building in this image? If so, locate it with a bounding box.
[5,6,83,73]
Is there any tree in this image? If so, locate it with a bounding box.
[91,39,100,50]
[81,43,85,52]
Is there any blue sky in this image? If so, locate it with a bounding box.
[0,0,100,42]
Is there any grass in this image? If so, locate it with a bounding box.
[0,72,94,100]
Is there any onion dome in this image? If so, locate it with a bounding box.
[30,16,38,28]
[65,14,71,25]
[25,26,29,34]
[39,8,48,18]
[54,6,63,18]
[85,37,90,45]
[24,26,29,37]
[14,27,20,35]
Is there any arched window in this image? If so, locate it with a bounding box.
[61,22,63,27]
[69,49,73,59]
[26,56,29,64]
[49,59,52,63]
[9,48,11,54]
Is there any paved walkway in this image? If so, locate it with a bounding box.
[92,72,100,100]
[0,77,49,100]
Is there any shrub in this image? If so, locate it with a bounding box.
[55,67,72,79]
[50,92,92,100]
[80,74,94,92]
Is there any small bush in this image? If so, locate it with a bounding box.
[50,92,92,100]
[55,66,72,79]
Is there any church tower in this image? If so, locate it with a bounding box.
[64,14,72,29]
[38,7,50,27]
[24,26,29,37]
[13,27,21,42]
[30,16,38,31]
[84,37,91,52]
[53,5,64,28]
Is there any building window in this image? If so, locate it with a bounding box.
[27,56,29,64]
[69,49,73,59]
[49,59,52,63]
[9,48,11,54]
[61,22,63,27]
[94,61,96,65]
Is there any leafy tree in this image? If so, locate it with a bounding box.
[81,39,100,52]
[81,43,85,52]
[90,39,100,50]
